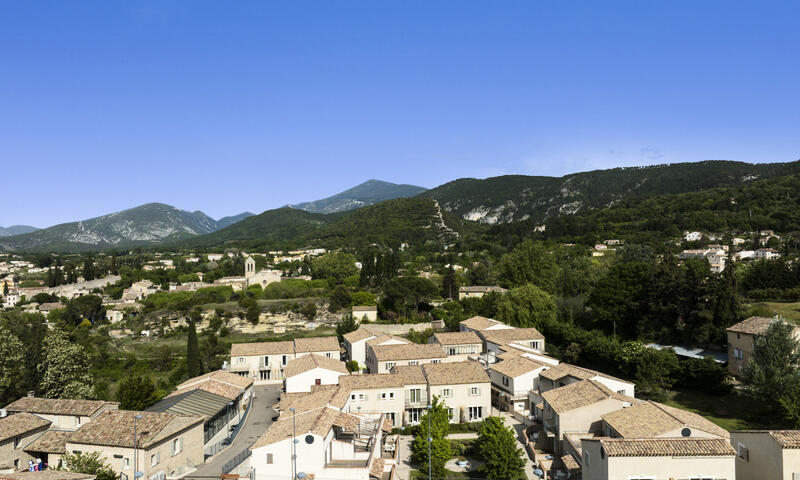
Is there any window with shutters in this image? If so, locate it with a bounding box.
[150,453,160,466]
[469,386,480,396]
[266,453,273,464]
[442,388,452,398]
[172,437,182,456]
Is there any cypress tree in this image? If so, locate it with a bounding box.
[186,319,202,378]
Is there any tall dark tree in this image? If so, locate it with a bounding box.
[186,316,202,378]
[441,266,457,300]
[116,375,158,410]
[336,313,359,342]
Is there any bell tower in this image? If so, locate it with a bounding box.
[245,256,255,278]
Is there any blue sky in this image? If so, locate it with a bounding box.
[1,1,798,227]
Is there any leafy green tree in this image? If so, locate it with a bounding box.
[495,284,557,328]
[381,277,439,318]
[346,360,360,372]
[38,328,94,399]
[62,295,106,327]
[62,451,116,480]
[476,416,526,480]
[743,320,800,424]
[587,262,651,337]
[633,347,679,401]
[186,317,202,378]
[311,252,359,285]
[411,396,452,478]
[116,375,159,410]
[328,285,351,312]
[350,291,376,306]
[0,326,25,405]
[336,314,359,342]
[496,240,560,293]
[246,303,260,325]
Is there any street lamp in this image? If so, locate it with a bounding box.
[227,401,234,442]
[290,407,297,480]
[133,414,143,479]
[427,403,432,480]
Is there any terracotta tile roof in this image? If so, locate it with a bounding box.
[392,365,428,385]
[381,417,393,433]
[343,327,376,344]
[252,405,341,448]
[231,340,295,356]
[432,331,482,346]
[67,410,203,449]
[294,336,340,353]
[333,411,361,431]
[602,401,729,439]
[167,379,242,402]
[422,361,489,386]
[339,372,412,390]
[542,380,633,414]
[771,430,800,448]
[23,430,69,454]
[369,458,385,479]
[177,370,253,390]
[5,398,118,417]
[727,316,775,335]
[370,343,446,362]
[459,286,506,294]
[560,454,580,471]
[482,327,544,345]
[539,362,629,384]
[352,306,378,312]
[591,437,735,457]
[366,335,410,347]
[491,356,546,379]
[0,473,95,480]
[278,386,350,417]
[284,354,349,378]
[459,316,507,331]
[0,412,50,443]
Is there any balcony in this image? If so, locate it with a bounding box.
[404,390,426,407]
[229,364,249,373]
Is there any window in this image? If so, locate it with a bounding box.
[409,388,421,403]
[325,352,332,358]
[13,460,19,469]
[171,437,182,456]
[386,362,395,371]
[502,376,510,387]
[530,341,540,350]
[468,406,482,420]
[282,355,288,366]
[381,392,394,400]
[469,387,480,396]
[266,453,273,464]
[447,408,454,420]
[408,361,418,366]
[14,436,21,448]
[408,408,422,423]
[737,442,749,461]
[148,472,165,480]
[262,356,269,366]
[431,359,441,364]
[447,347,456,355]
[237,356,245,364]
[386,412,396,426]
[315,378,322,385]
[150,452,160,466]
[75,416,82,426]
[734,348,743,359]
[359,393,367,401]
[442,388,452,398]
[259,370,270,380]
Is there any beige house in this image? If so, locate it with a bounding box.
[342,327,378,368]
[537,362,635,398]
[0,473,95,480]
[727,316,800,376]
[284,354,349,393]
[21,430,71,470]
[422,361,490,423]
[601,400,728,441]
[730,430,800,480]
[489,355,548,415]
[229,336,341,384]
[65,410,204,480]
[0,413,51,472]
[429,331,482,361]
[580,437,735,480]
[365,343,448,374]
[540,380,634,455]
[4,398,119,432]
[352,306,378,322]
[457,286,507,300]
[459,316,514,336]
[482,327,545,358]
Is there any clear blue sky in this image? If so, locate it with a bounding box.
[2,1,798,227]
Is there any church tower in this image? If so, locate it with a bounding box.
[245,256,255,279]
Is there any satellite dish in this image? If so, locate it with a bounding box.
[305,434,314,444]
[681,427,691,437]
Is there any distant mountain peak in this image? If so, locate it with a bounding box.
[288,179,428,214]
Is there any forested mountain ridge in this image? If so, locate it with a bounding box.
[288,179,428,214]
[422,160,800,224]
[0,225,38,236]
[186,197,468,251]
[0,203,254,252]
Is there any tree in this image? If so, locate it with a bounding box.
[743,320,800,424]
[0,326,25,405]
[116,375,159,410]
[336,313,359,342]
[62,451,116,480]
[62,295,106,327]
[476,416,526,480]
[346,360,360,372]
[246,303,260,325]
[441,266,458,300]
[311,252,359,285]
[328,285,351,312]
[38,328,94,399]
[495,284,557,328]
[186,317,202,378]
[411,396,451,479]
[496,240,560,293]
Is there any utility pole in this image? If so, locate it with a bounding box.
[427,403,432,480]
[133,414,143,480]
[290,407,297,480]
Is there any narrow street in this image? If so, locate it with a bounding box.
[187,384,281,478]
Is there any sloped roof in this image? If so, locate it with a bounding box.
[366,335,410,347]
[542,380,633,414]
[459,286,506,293]
[67,410,203,449]
[168,378,245,402]
[459,316,506,331]
[177,370,253,390]
[726,316,774,335]
[0,412,50,443]
[294,336,340,353]
[149,389,230,419]
[423,361,490,386]
[491,356,546,379]
[432,331,482,346]
[602,401,729,439]
[343,327,376,344]
[538,362,629,384]
[370,343,446,362]
[5,397,118,417]
[771,430,800,448]
[590,437,735,457]
[284,354,349,378]
[482,327,545,345]
[23,429,69,454]
[0,473,95,480]
[231,341,295,356]
[253,405,340,448]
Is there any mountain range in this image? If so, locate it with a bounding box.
[0,225,38,237]
[287,179,428,214]
[0,204,254,252]
[3,160,800,252]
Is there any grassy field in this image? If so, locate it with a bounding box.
[757,301,800,323]
[664,388,767,431]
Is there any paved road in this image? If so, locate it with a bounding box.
[188,384,281,478]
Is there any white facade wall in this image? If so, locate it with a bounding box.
[285,367,347,393]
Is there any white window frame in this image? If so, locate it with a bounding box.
[469,386,480,396]
[442,388,452,398]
